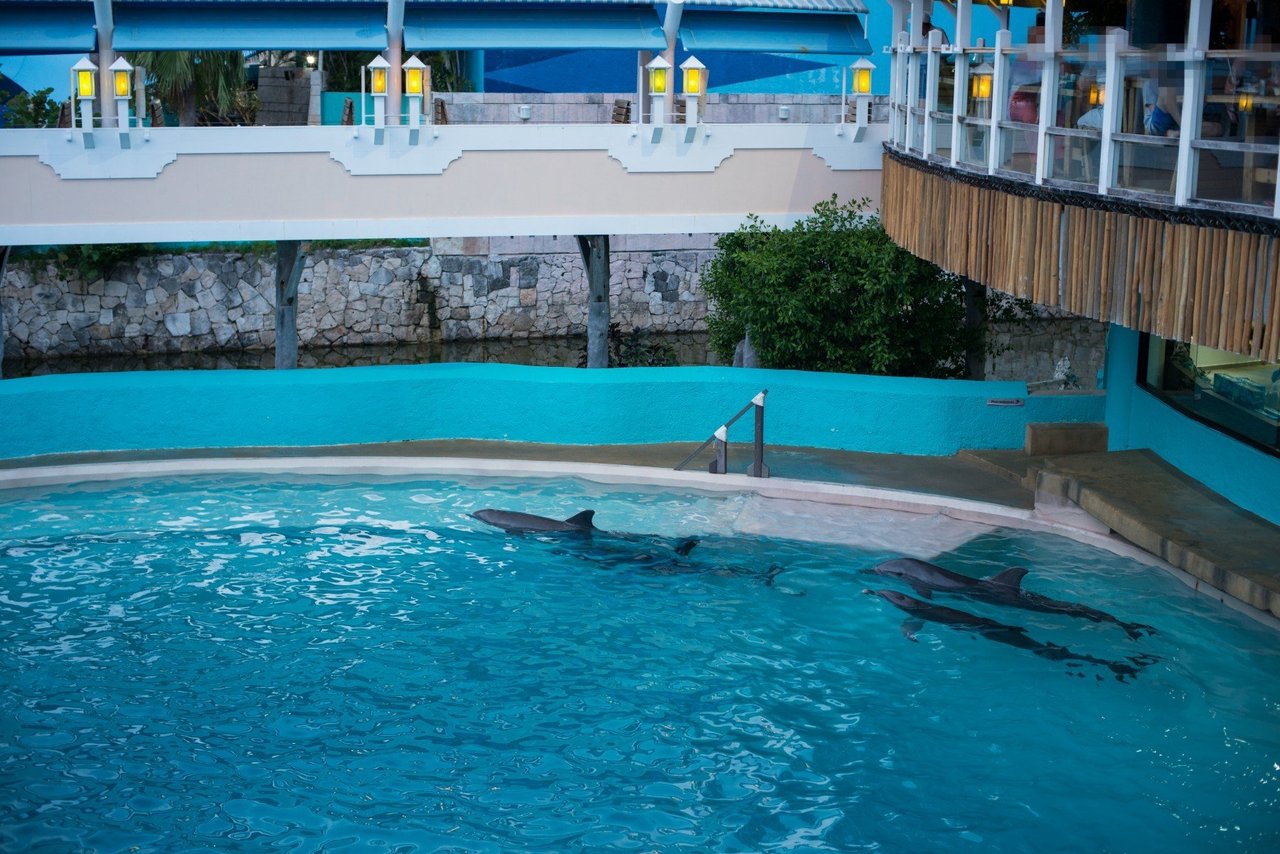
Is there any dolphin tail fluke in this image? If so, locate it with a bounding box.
[986,566,1029,588]
[564,510,596,530]
[674,538,699,557]
[761,564,784,587]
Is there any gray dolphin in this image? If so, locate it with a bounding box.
[471,508,599,534]
[866,557,1156,640]
[863,588,1150,682]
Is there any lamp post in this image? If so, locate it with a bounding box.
[403,55,428,138]
[109,56,132,135]
[849,57,875,141]
[679,56,706,126]
[647,55,671,126]
[71,56,97,142]
[366,54,390,138]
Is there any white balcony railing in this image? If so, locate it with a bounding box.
[886,25,1280,220]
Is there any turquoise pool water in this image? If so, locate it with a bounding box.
[1,475,1277,851]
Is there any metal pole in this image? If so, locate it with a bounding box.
[748,391,769,477]
[0,246,9,380]
[710,426,728,474]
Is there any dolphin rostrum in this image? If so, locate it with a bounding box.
[863,588,1151,682]
[866,557,1156,640]
[471,508,599,534]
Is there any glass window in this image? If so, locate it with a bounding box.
[1140,333,1280,456]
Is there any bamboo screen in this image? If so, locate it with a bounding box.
[880,154,1280,362]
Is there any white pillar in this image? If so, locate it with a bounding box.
[950,0,971,166]
[1035,0,1064,184]
[92,0,116,125]
[987,28,1011,175]
[662,1,684,122]
[906,0,927,150]
[1176,0,1213,206]
[1098,29,1127,195]
[924,28,943,155]
[888,0,909,147]
[386,0,405,126]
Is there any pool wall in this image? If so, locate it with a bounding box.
[1105,326,1280,525]
[0,364,1102,460]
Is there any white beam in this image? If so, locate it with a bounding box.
[93,0,116,124]
[1035,0,1063,184]
[386,0,406,127]
[1176,0,1213,206]
[1097,29,1126,195]
[987,28,1010,175]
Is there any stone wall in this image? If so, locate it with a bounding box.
[986,311,1110,390]
[0,237,712,358]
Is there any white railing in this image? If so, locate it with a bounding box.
[886,27,1280,219]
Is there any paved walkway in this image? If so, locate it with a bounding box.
[964,448,1280,619]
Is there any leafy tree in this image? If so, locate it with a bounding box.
[127,51,247,126]
[702,197,1024,379]
[2,87,60,128]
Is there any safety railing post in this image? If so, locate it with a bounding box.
[710,426,728,474]
[748,391,769,478]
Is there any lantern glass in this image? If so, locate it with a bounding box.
[76,69,95,99]
[853,67,872,95]
[371,67,387,95]
[972,72,992,101]
[114,69,131,98]
[683,67,701,96]
[1239,91,1254,111]
[1088,83,1104,107]
[650,66,667,96]
[405,67,423,95]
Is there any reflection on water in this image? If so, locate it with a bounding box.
[2,333,717,378]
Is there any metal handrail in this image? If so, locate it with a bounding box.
[675,390,769,477]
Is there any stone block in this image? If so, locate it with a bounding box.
[1025,423,1109,457]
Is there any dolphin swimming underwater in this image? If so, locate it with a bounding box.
[866,557,1156,640]
[863,588,1149,682]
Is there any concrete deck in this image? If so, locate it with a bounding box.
[964,448,1280,619]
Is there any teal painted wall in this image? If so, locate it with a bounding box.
[1105,325,1280,526]
[0,364,1102,461]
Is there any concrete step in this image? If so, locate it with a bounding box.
[1024,422,1109,456]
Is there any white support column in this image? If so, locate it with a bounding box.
[92,0,116,125]
[1035,0,1064,184]
[950,0,971,166]
[1176,0,1213,206]
[662,0,684,122]
[906,0,928,151]
[888,0,909,147]
[1098,29,1127,195]
[386,0,405,126]
[924,29,943,155]
[987,28,1011,175]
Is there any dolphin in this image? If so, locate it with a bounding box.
[866,557,1156,640]
[863,588,1150,682]
[470,509,599,535]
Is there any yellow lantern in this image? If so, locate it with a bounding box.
[110,57,133,99]
[1239,89,1255,112]
[681,56,706,96]
[72,57,97,100]
[371,66,387,95]
[1088,82,1105,107]
[405,64,424,96]
[647,55,671,97]
[971,61,994,101]
[852,58,875,96]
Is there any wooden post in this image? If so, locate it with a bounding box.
[577,235,610,368]
[274,240,304,370]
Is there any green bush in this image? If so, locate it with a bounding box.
[703,197,1022,378]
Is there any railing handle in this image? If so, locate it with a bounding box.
[675,390,769,477]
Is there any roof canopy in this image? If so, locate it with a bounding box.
[679,10,871,54]
[404,5,666,51]
[0,2,97,55]
[111,2,388,50]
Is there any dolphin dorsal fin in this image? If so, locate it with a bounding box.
[564,510,596,529]
[987,566,1029,588]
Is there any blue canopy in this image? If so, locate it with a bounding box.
[679,10,871,55]
[112,3,389,51]
[404,6,666,51]
[0,3,97,55]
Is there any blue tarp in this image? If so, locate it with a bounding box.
[678,11,871,55]
[0,3,97,55]
[404,6,666,51]
[112,4,388,51]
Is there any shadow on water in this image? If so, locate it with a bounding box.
[2,333,718,378]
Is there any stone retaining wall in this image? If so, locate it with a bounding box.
[0,237,713,358]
